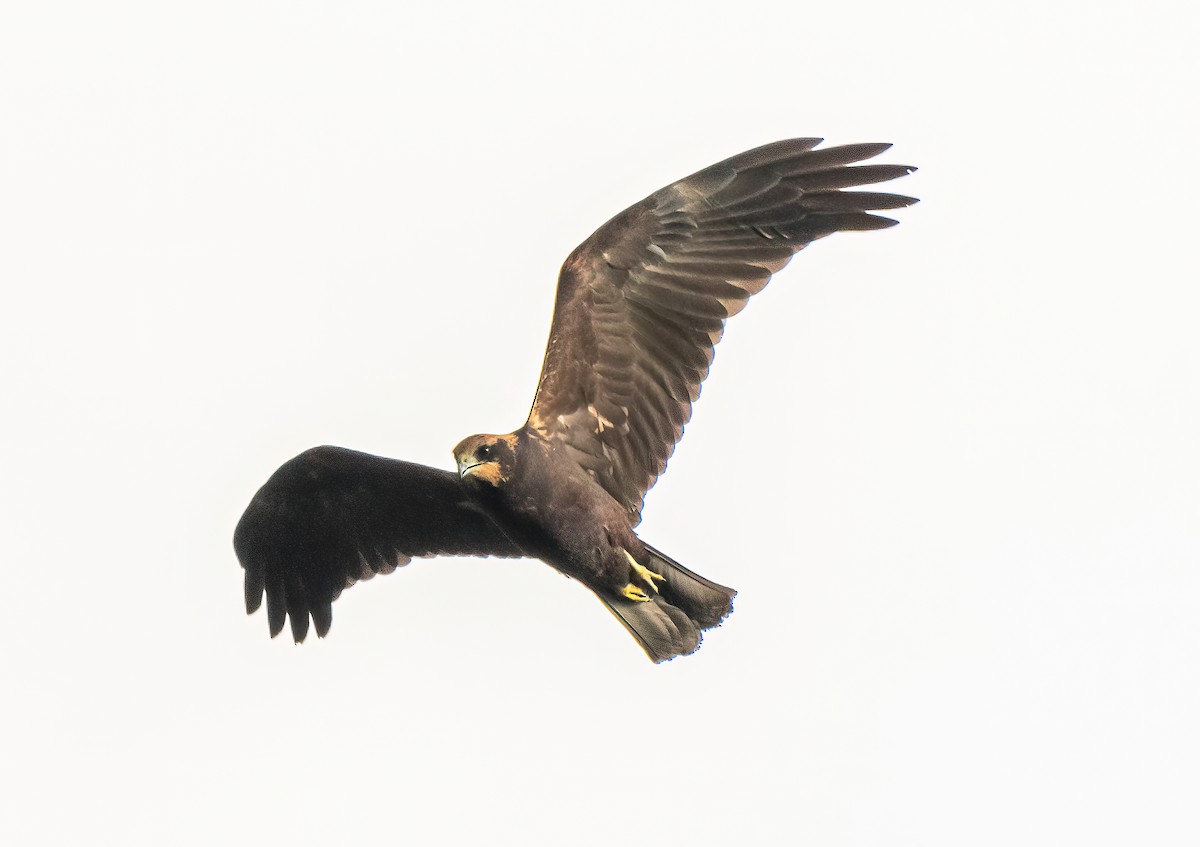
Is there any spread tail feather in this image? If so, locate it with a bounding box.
[645,543,736,629]
[600,544,736,663]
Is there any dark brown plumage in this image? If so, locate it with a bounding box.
[235,138,916,662]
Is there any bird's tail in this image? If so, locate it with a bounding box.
[599,543,736,663]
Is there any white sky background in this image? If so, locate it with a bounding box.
[2,1,1197,844]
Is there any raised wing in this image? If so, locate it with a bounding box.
[525,138,916,521]
[234,445,523,642]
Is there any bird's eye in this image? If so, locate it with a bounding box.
[477,444,491,459]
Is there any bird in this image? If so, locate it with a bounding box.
[234,138,917,662]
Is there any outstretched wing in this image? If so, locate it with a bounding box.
[525,138,917,521]
[234,445,523,642]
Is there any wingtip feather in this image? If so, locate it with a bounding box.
[266,581,287,638]
[312,604,333,638]
[289,609,310,643]
[244,567,264,614]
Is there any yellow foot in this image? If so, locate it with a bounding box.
[621,583,652,602]
[624,550,664,593]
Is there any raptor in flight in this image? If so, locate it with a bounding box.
[235,138,916,662]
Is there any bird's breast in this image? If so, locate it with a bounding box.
[489,446,636,583]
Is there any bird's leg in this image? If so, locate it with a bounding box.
[620,550,664,601]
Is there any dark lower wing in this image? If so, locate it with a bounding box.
[234,445,523,642]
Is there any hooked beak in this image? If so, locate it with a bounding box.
[458,461,483,478]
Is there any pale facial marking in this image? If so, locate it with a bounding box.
[453,433,515,486]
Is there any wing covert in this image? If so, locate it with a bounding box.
[234,445,523,642]
[525,138,917,521]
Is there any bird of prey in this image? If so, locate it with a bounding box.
[235,138,916,662]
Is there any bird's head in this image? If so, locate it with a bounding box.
[453,433,517,487]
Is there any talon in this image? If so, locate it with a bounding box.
[621,583,651,602]
[624,550,664,593]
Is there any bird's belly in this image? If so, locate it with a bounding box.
[494,478,636,587]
